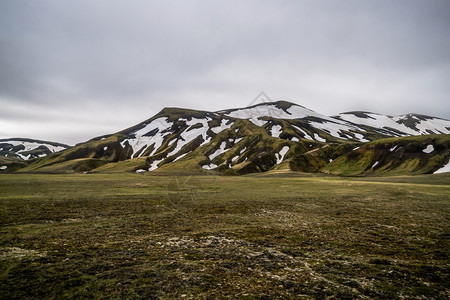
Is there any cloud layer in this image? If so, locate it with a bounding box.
[1,0,449,144]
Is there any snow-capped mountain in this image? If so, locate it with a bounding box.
[115,101,449,164]
[8,101,450,174]
[0,138,69,160]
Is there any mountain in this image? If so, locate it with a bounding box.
[7,101,450,175]
[0,138,68,160]
[0,138,69,172]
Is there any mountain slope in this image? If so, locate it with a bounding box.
[322,134,450,176]
[14,101,450,174]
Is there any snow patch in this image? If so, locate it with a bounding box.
[275,146,289,164]
[423,145,434,154]
[291,137,299,142]
[271,125,282,138]
[103,146,108,151]
[202,164,218,170]
[414,117,450,135]
[0,166,7,170]
[135,169,146,173]
[371,161,379,168]
[434,159,450,174]
[123,117,174,157]
[389,145,398,152]
[185,117,211,146]
[231,155,239,162]
[166,118,213,157]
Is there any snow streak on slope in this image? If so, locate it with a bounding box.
[389,145,398,152]
[167,118,210,157]
[314,134,326,143]
[121,117,174,157]
[149,159,164,171]
[209,141,228,161]
[122,115,237,159]
[292,125,313,141]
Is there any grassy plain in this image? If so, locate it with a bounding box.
[0,172,449,299]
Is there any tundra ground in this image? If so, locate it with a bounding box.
[0,173,449,299]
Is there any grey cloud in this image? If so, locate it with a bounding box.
[1,0,449,144]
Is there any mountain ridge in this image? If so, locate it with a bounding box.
[0,138,69,160]
[2,100,450,175]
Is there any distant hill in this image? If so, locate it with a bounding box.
[3,101,450,175]
[0,138,69,160]
[322,135,450,176]
[0,138,69,172]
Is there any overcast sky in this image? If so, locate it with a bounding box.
[1,0,449,145]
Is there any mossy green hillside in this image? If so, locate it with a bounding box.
[0,156,27,173]
[322,134,450,175]
[17,135,130,173]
